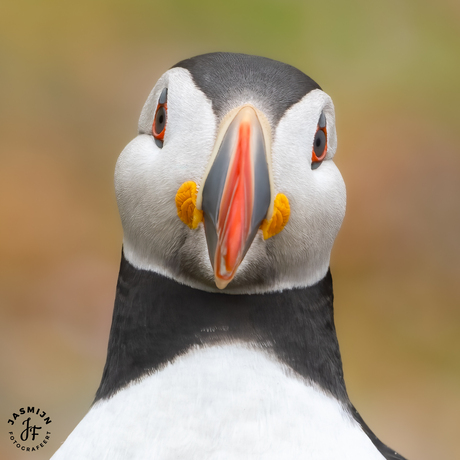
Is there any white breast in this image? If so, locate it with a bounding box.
[51,345,384,460]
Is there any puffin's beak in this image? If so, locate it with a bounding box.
[197,106,272,289]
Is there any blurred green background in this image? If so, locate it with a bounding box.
[1,1,459,459]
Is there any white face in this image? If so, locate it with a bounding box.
[115,67,346,294]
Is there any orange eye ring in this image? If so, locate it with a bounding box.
[152,102,167,141]
[312,125,327,165]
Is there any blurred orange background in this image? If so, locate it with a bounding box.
[1,1,459,459]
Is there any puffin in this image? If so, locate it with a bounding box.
[51,52,407,460]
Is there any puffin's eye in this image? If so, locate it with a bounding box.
[152,88,168,148]
[154,106,166,134]
[311,111,327,170]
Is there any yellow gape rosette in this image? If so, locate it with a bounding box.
[175,181,203,229]
[260,193,290,239]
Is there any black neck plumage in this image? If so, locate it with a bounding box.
[95,252,347,402]
[94,252,407,460]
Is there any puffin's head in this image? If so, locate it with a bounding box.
[115,53,346,294]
